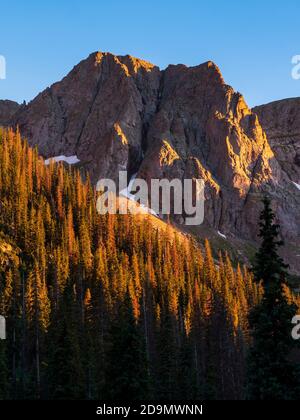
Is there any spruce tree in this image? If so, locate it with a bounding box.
[247,196,300,400]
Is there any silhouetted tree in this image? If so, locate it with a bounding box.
[247,197,300,400]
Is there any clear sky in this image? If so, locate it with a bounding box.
[1,0,300,107]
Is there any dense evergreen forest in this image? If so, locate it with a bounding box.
[0,128,299,400]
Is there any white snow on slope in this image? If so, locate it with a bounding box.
[139,204,158,217]
[120,174,138,201]
[292,182,300,191]
[44,155,80,165]
[120,174,158,216]
[218,231,227,240]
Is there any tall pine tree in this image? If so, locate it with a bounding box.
[247,196,300,400]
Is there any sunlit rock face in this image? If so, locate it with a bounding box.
[254,98,300,185]
[0,100,20,126]
[12,52,300,274]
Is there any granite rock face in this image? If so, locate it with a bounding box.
[11,52,300,274]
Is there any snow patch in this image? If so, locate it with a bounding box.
[292,182,300,191]
[218,231,227,240]
[138,203,158,217]
[45,155,80,165]
[120,174,138,201]
[120,174,158,216]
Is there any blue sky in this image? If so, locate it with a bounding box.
[1,0,300,107]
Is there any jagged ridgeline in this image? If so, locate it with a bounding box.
[0,128,262,400]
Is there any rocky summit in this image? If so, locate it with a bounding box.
[2,52,300,274]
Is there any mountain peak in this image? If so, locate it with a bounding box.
[6,52,300,274]
[118,54,158,73]
[91,51,158,74]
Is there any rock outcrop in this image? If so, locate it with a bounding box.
[10,52,300,274]
[0,100,20,126]
[254,98,300,184]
